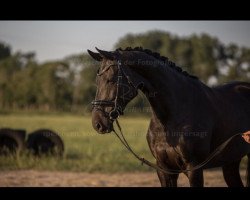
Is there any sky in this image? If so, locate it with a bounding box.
[0,21,250,62]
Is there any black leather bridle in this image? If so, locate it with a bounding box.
[91,60,132,121]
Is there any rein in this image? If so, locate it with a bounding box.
[113,119,245,174]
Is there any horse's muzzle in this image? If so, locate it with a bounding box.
[92,109,113,134]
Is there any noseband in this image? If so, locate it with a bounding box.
[91,60,129,121]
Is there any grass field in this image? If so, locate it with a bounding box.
[0,114,155,172]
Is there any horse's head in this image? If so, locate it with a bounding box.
[88,48,143,134]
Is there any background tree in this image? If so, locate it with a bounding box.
[0,31,249,114]
[0,41,11,60]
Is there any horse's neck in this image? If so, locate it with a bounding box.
[137,64,203,125]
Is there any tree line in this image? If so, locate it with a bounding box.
[0,30,249,113]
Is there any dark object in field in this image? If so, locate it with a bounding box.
[27,129,64,157]
[0,128,26,155]
[89,47,250,187]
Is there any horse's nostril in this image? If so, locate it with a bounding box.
[96,123,102,130]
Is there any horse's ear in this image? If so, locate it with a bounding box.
[87,50,102,61]
[95,47,115,60]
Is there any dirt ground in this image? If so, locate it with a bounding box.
[0,169,246,187]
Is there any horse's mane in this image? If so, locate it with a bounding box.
[116,47,198,80]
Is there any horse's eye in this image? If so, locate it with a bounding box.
[97,68,100,74]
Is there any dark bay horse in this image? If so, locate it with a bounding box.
[88,47,250,187]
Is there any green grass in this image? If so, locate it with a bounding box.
[1,114,247,173]
[0,114,155,172]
